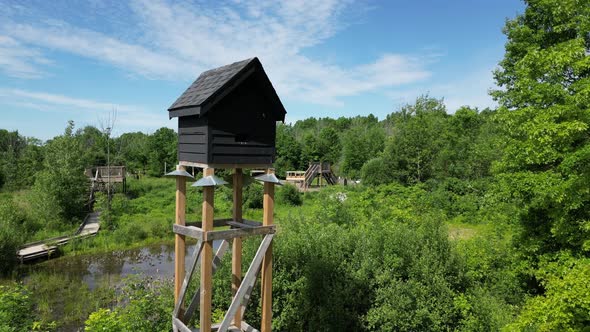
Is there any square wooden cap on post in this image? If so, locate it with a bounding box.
[168,57,287,169]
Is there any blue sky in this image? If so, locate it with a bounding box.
[0,0,524,140]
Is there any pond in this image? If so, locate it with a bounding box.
[13,241,221,331]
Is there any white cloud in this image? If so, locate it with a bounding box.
[0,35,50,78]
[0,0,435,105]
[0,88,169,134]
[8,22,191,80]
[386,68,498,113]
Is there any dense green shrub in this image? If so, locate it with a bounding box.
[95,192,128,231]
[213,189,516,331]
[0,284,34,331]
[244,184,263,209]
[0,200,25,273]
[277,184,302,206]
[360,157,390,186]
[506,254,590,331]
[84,275,173,331]
[73,180,525,331]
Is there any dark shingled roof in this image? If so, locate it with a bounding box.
[167,57,286,120]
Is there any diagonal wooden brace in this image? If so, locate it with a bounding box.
[218,234,274,332]
[174,240,204,318]
[183,240,231,323]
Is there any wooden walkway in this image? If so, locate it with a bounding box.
[17,211,101,262]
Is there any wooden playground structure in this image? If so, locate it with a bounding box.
[167,57,286,332]
[85,166,127,203]
[286,162,338,190]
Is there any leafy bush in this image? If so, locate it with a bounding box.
[0,200,25,273]
[84,275,173,331]
[29,122,88,229]
[277,184,302,206]
[85,309,126,332]
[0,284,34,331]
[506,254,590,331]
[360,157,390,186]
[95,192,127,231]
[244,184,263,209]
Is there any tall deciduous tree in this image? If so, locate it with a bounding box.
[275,124,302,177]
[341,125,385,179]
[147,127,177,176]
[116,132,150,175]
[381,95,448,185]
[318,127,341,164]
[31,121,88,227]
[77,126,107,167]
[492,0,590,254]
[0,129,26,190]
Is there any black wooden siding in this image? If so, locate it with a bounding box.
[209,128,275,164]
[178,116,208,163]
[207,70,276,164]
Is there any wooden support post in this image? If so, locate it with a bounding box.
[232,168,243,327]
[201,167,215,332]
[261,168,274,332]
[174,165,187,317]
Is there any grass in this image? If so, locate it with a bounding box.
[61,177,270,255]
[447,222,489,240]
[5,176,495,261]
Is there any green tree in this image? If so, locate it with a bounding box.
[17,138,45,188]
[301,133,322,164]
[31,121,88,227]
[147,127,177,176]
[77,125,107,167]
[382,95,448,184]
[506,254,590,331]
[360,157,389,186]
[116,132,149,175]
[492,0,590,255]
[318,126,341,164]
[0,129,26,190]
[341,125,385,179]
[275,124,303,176]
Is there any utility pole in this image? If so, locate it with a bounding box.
[106,126,111,225]
[99,108,116,223]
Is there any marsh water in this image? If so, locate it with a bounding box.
[13,241,221,331]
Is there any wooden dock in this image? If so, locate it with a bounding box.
[17,211,101,262]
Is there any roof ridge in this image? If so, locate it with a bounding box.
[200,57,255,76]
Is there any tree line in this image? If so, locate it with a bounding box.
[0,123,177,191]
[274,97,500,185]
